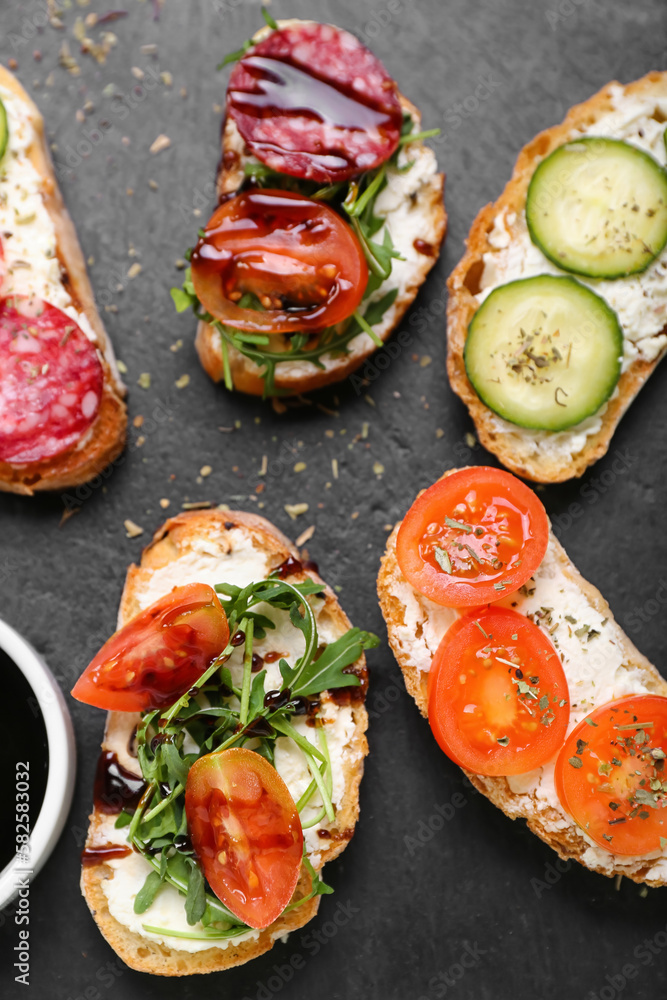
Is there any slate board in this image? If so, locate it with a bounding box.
[1,1,666,998]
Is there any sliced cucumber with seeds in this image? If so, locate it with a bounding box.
[0,97,7,163]
[526,137,667,279]
[464,275,623,431]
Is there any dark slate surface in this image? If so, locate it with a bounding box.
[1,1,667,997]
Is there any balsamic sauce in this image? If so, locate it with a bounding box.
[274,555,320,578]
[413,238,435,256]
[229,53,401,179]
[81,844,131,867]
[327,668,369,707]
[93,750,146,815]
[0,649,49,873]
[264,651,285,664]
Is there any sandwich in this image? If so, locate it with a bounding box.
[73,509,375,975]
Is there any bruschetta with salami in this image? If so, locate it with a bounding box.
[172,15,446,398]
[0,66,126,495]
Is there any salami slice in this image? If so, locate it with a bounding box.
[0,296,103,464]
[227,22,403,183]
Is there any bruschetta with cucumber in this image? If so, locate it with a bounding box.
[447,72,667,483]
[171,14,446,398]
[378,466,667,884]
[73,510,376,975]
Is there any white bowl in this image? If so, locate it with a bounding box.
[0,618,76,908]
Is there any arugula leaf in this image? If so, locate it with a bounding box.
[217,38,253,70]
[284,851,334,913]
[249,669,268,719]
[292,628,378,697]
[304,853,334,896]
[140,800,181,841]
[261,6,279,30]
[216,7,277,70]
[171,287,194,313]
[161,742,192,788]
[364,287,399,325]
[185,858,206,926]
[134,870,164,914]
[114,811,132,829]
[128,573,379,940]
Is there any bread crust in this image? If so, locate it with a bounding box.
[80,509,369,975]
[195,20,446,396]
[446,71,667,484]
[377,469,667,885]
[0,66,126,495]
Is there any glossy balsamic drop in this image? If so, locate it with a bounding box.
[413,239,435,257]
[93,750,146,815]
[275,555,303,578]
[274,555,320,579]
[0,649,49,872]
[251,653,264,673]
[81,843,132,867]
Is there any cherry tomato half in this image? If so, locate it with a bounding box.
[185,748,304,929]
[190,189,368,333]
[396,467,549,607]
[555,695,667,856]
[428,608,570,776]
[71,583,229,712]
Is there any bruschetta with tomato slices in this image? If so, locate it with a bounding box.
[447,72,667,483]
[0,66,126,495]
[172,15,446,398]
[74,509,376,975]
[378,466,667,885]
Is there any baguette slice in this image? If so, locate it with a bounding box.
[195,19,446,397]
[447,71,667,484]
[378,469,667,885]
[80,509,369,976]
[0,66,126,495]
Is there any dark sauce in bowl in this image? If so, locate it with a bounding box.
[0,649,49,872]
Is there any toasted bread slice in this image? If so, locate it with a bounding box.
[447,71,667,484]
[80,509,369,975]
[195,19,446,397]
[0,66,126,495]
[378,470,667,885]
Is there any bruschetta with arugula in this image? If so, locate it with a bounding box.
[74,510,375,975]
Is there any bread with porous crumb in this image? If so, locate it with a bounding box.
[80,509,369,975]
[446,71,667,484]
[0,66,126,495]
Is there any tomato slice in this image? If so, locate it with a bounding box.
[554,695,667,856]
[71,583,229,712]
[190,189,368,334]
[396,467,549,607]
[428,608,570,776]
[185,748,304,929]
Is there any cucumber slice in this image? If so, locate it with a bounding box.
[0,97,7,164]
[526,137,667,279]
[464,275,623,431]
